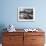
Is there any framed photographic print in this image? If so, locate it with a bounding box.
[17,7,35,21]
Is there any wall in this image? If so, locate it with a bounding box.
[0,0,46,29]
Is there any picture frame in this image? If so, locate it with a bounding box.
[17,7,35,21]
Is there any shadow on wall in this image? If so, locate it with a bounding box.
[0,24,7,43]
